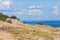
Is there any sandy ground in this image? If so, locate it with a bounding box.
[54,38,60,40]
[0,30,15,40]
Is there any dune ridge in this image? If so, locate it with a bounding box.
[0,18,60,40]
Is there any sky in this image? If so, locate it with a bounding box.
[0,0,60,21]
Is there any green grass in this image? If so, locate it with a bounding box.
[0,13,9,21]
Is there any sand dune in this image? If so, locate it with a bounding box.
[0,19,60,40]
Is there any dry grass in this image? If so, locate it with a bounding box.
[0,23,60,40]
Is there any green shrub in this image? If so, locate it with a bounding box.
[10,16,17,19]
[7,20,12,23]
[0,13,9,21]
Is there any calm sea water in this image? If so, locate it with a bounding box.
[23,21,60,28]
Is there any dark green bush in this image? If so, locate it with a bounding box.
[10,16,17,19]
[10,15,20,21]
[0,13,20,21]
[37,23,43,25]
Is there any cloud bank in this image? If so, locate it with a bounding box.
[0,0,11,9]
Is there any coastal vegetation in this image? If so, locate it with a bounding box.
[0,13,9,21]
[0,13,60,40]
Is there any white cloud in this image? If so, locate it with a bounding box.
[28,5,42,8]
[53,6,59,15]
[28,9,42,12]
[0,0,11,9]
[28,9,43,15]
[14,12,23,15]
[28,5,43,15]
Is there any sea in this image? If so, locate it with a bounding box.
[23,20,60,28]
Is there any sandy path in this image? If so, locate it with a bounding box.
[54,38,60,40]
[0,30,15,40]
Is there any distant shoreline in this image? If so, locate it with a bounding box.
[22,21,60,28]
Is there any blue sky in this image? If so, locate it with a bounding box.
[0,0,60,21]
